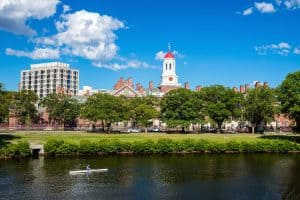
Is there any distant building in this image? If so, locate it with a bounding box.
[78,86,111,96]
[20,62,79,98]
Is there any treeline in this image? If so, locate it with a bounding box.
[0,71,299,133]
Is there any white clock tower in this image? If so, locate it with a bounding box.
[160,44,180,87]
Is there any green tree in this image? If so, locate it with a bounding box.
[160,88,203,133]
[0,83,10,123]
[200,85,243,133]
[41,93,80,129]
[277,71,300,132]
[10,90,38,125]
[244,87,278,133]
[81,93,127,132]
[128,96,159,133]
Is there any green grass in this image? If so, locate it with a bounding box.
[7,131,270,145]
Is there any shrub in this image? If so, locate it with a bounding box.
[131,140,155,153]
[78,140,97,154]
[226,141,241,152]
[44,139,64,154]
[0,141,31,158]
[56,142,78,154]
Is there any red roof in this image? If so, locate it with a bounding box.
[164,52,174,59]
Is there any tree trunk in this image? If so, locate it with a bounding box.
[101,120,105,132]
[251,126,255,134]
[217,122,222,133]
[145,127,147,133]
[181,127,185,133]
[296,119,300,133]
[92,123,96,132]
[107,122,111,133]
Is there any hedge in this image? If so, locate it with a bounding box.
[0,141,31,158]
[43,138,300,155]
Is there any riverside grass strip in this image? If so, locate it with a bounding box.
[43,138,300,155]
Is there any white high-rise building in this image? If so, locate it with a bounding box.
[20,62,79,98]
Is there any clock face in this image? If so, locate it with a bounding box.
[168,77,173,81]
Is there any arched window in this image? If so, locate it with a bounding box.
[165,63,167,71]
[169,63,172,70]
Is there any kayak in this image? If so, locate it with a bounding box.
[69,169,108,175]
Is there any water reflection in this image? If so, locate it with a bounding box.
[0,154,299,199]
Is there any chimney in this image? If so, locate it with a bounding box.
[128,77,133,88]
[136,83,140,91]
[138,86,144,93]
[233,87,238,93]
[255,81,261,89]
[149,81,154,91]
[240,85,245,93]
[184,82,189,89]
[196,85,202,91]
[245,84,250,91]
[263,82,268,87]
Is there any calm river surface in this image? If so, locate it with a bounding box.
[0,154,299,200]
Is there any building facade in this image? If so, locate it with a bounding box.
[20,62,79,98]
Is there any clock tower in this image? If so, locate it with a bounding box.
[160,44,180,87]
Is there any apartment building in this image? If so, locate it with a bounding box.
[20,62,79,98]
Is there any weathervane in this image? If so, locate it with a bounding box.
[168,42,171,52]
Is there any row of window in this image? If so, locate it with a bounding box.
[22,70,78,76]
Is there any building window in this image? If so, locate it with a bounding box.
[169,63,172,70]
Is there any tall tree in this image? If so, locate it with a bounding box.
[160,88,203,133]
[244,87,278,133]
[128,96,159,133]
[10,90,38,125]
[0,83,9,123]
[81,93,128,132]
[41,93,80,129]
[200,85,243,133]
[277,71,300,132]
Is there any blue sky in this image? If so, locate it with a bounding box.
[0,0,299,91]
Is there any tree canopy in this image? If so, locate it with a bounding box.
[128,96,159,133]
[160,88,203,132]
[277,71,300,132]
[244,86,278,133]
[200,85,243,133]
[10,90,38,125]
[0,83,12,123]
[41,93,80,128]
[81,93,128,132]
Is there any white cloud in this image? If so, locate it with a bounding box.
[278,42,291,49]
[284,0,300,9]
[38,10,125,63]
[6,8,152,71]
[255,42,292,55]
[255,2,276,13]
[243,7,254,15]
[155,51,165,60]
[5,47,59,59]
[0,0,60,35]
[294,48,300,54]
[63,5,71,13]
[94,59,156,71]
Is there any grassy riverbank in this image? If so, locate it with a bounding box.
[1,131,300,157]
[1,131,286,144]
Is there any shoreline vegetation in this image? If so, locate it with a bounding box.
[1,132,300,158]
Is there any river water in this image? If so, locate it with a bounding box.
[0,154,299,200]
